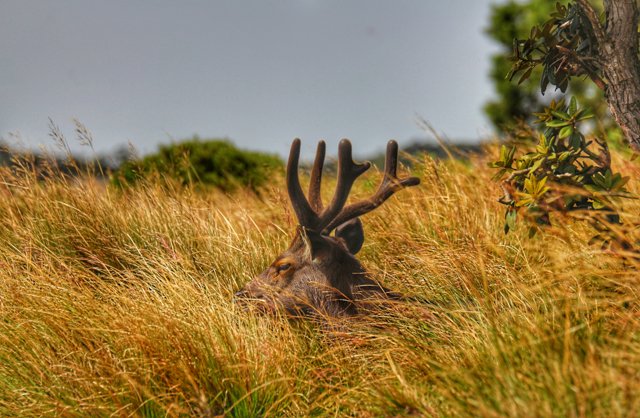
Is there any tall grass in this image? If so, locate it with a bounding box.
[1,142,639,417]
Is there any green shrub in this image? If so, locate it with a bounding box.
[112,138,282,192]
[491,97,631,242]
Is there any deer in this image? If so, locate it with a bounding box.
[234,138,420,317]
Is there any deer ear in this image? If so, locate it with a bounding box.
[335,218,364,254]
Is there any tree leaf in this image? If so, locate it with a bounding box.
[569,132,582,149]
[568,96,577,115]
[559,125,574,139]
[551,110,571,120]
[546,120,570,128]
[518,66,534,85]
[505,208,517,234]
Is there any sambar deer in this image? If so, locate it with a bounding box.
[235,138,419,317]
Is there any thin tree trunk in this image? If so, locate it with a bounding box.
[600,0,640,151]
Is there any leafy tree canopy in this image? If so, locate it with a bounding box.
[485,0,611,135]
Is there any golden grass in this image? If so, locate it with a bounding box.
[1,146,639,417]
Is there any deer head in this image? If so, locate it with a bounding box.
[235,138,419,317]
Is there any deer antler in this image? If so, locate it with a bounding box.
[323,140,420,233]
[316,139,370,229]
[287,138,320,229]
[308,140,326,212]
[286,138,418,233]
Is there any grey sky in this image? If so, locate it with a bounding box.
[1,0,501,158]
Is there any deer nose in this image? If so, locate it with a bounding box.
[234,290,248,299]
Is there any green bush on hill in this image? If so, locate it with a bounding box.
[112,137,282,192]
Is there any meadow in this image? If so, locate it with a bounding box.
[1,143,639,417]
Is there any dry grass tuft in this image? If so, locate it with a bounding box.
[1,144,639,417]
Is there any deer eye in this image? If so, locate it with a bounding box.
[276,263,291,273]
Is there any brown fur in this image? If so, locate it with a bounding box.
[235,139,418,317]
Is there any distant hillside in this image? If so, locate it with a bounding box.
[402,140,483,158]
[1,139,486,181]
[0,141,119,179]
[363,140,485,170]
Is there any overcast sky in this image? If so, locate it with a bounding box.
[1,0,501,158]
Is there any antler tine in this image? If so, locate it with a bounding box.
[287,138,321,228]
[308,140,326,212]
[381,139,400,187]
[317,139,371,231]
[324,140,420,233]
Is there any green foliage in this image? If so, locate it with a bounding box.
[112,138,282,192]
[484,0,610,131]
[485,0,557,129]
[491,97,630,236]
[487,0,635,247]
[508,2,600,94]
